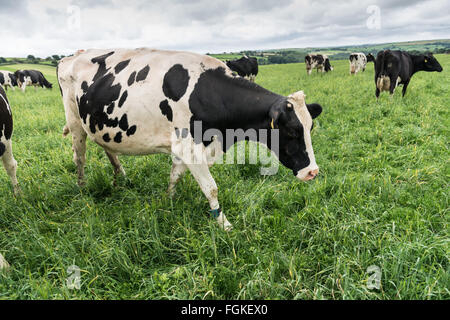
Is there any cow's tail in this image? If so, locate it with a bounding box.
[0,142,6,157]
[376,51,390,91]
[41,76,52,89]
[324,58,332,72]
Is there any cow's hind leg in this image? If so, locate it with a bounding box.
[168,159,187,197]
[70,127,87,186]
[105,150,126,185]
[0,140,19,195]
[402,79,410,97]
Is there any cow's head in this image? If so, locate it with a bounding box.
[9,74,18,86]
[367,53,375,62]
[14,71,25,84]
[423,53,443,72]
[269,91,322,181]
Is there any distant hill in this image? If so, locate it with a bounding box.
[209,39,450,65]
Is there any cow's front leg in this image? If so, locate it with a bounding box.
[186,163,232,231]
[0,253,9,270]
[168,159,187,197]
[1,140,19,195]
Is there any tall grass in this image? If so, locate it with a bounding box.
[0,55,448,299]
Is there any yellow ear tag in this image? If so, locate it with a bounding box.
[424,59,428,63]
[271,119,275,129]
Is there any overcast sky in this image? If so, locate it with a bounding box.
[0,0,449,57]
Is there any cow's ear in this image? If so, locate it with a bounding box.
[307,103,322,119]
[269,102,286,129]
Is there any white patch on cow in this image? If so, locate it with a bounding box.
[287,91,319,181]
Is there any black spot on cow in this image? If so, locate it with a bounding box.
[128,71,136,86]
[78,72,121,134]
[114,59,130,74]
[0,87,13,143]
[159,99,173,122]
[118,90,128,107]
[81,81,89,91]
[0,73,4,85]
[114,131,122,143]
[91,51,115,82]
[103,133,111,142]
[136,65,150,82]
[119,114,129,131]
[162,64,190,102]
[106,102,115,114]
[126,125,136,136]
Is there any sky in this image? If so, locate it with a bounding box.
[0,0,449,58]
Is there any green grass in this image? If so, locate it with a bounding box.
[0,55,448,300]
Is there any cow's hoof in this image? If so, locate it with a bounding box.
[13,185,21,197]
[77,180,86,187]
[218,220,233,232]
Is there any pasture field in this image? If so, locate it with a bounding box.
[0,55,448,300]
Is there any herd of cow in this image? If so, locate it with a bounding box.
[0,49,443,269]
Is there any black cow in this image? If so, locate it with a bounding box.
[366,53,375,63]
[0,86,19,195]
[0,71,18,91]
[226,56,258,82]
[14,70,53,92]
[375,50,443,98]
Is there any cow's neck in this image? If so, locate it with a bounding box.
[410,55,427,74]
[189,68,284,151]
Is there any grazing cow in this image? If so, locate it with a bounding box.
[58,49,323,231]
[0,71,18,91]
[375,50,443,98]
[226,56,259,82]
[305,54,333,75]
[0,86,19,194]
[14,70,52,92]
[0,253,9,269]
[349,53,367,74]
[366,53,375,63]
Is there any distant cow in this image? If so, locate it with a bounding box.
[349,53,367,74]
[366,53,375,63]
[226,56,259,82]
[305,54,333,75]
[0,86,19,195]
[375,50,443,98]
[14,70,52,92]
[58,49,323,231]
[0,71,18,91]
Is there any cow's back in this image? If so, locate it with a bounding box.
[58,48,228,155]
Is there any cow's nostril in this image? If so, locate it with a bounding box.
[309,169,319,178]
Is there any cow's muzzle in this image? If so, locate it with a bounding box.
[296,166,319,182]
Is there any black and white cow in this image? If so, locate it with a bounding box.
[14,70,52,92]
[305,54,333,75]
[375,50,443,98]
[226,56,259,82]
[349,53,367,74]
[0,86,19,195]
[58,49,323,231]
[0,71,18,91]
